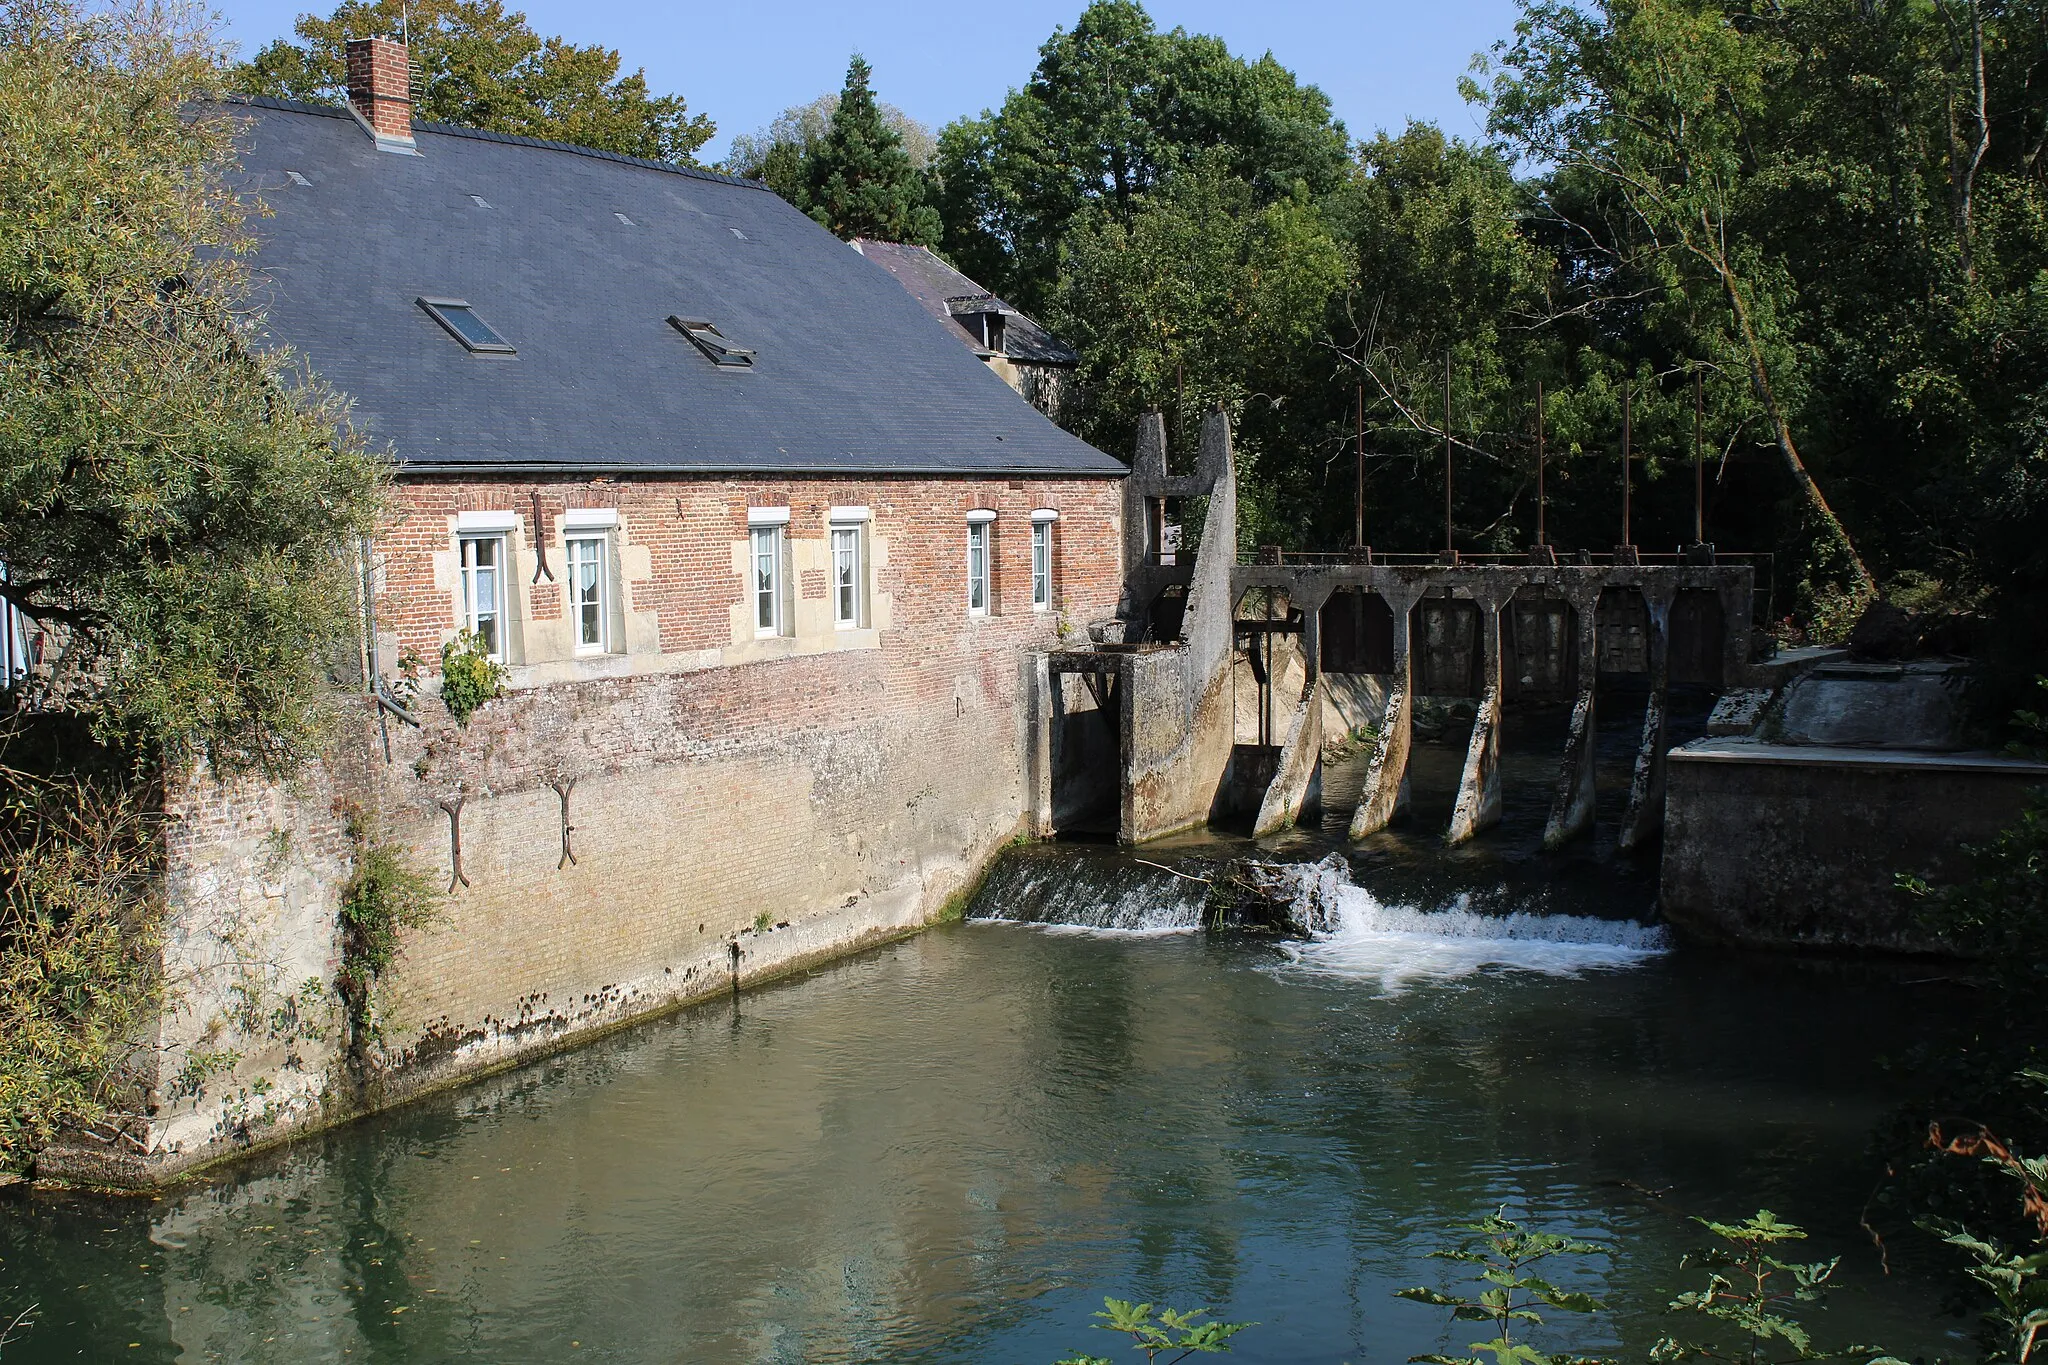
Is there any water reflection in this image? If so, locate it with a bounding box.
[2,895,1967,1364]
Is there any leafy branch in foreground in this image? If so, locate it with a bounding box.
[1055,1297,1253,1365]
[1397,1207,1612,1365]
[1650,1211,1899,1365]
[1923,1086,2048,1364]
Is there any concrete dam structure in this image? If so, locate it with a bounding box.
[1029,409,1758,852]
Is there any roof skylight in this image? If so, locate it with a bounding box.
[668,316,754,368]
[418,298,516,354]
[469,194,493,209]
[615,212,636,226]
[285,170,311,186]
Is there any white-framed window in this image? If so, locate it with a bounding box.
[751,524,784,635]
[831,524,864,628]
[458,534,507,659]
[567,535,608,653]
[0,560,31,687]
[1030,511,1058,610]
[966,511,996,616]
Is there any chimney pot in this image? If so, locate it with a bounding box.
[344,36,415,151]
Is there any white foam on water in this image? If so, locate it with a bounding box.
[1274,857,1669,994]
[974,919,1201,939]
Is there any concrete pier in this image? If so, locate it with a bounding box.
[1446,592,1507,844]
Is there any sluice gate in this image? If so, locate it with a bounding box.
[1025,408,1762,849]
[1228,554,1755,847]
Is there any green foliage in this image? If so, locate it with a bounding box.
[1901,683,2048,1002]
[1,0,385,772]
[1934,1217,2048,1363]
[935,0,1349,315]
[0,757,163,1173]
[1396,1208,1612,1365]
[438,629,506,725]
[234,0,714,164]
[1054,1297,1252,1365]
[762,55,939,246]
[1916,1073,2048,1363]
[725,88,935,205]
[1049,158,1351,470]
[1650,1211,1899,1365]
[334,825,440,1063]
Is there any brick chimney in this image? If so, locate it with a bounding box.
[344,37,416,153]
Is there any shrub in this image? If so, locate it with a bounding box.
[439,630,507,725]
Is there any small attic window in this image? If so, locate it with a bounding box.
[418,298,515,354]
[668,316,754,368]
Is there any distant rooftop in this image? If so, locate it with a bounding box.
[853,240,1080,368]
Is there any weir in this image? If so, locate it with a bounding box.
[1029,411,1760,848]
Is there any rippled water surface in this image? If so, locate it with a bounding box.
[1,823,1970,1363]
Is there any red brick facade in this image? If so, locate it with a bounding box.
[374,473,1125,681]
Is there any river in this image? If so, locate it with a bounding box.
[0,706,1975,1362]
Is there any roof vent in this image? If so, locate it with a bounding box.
[615,212,636,226]
[469,194,492,209]
[418,298,515,354]
[667,316,754,368]
[285,169,311,186]
[729,228,749,241]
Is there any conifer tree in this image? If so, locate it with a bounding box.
[803,55,940,246]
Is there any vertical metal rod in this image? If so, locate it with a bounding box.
[1535,379,1546,548]
[1621,380,1633,547]
[1354,383,1365,551]
[1175,361,1186,470]
[1443,352,1454,559]
[1693,369,1705,545]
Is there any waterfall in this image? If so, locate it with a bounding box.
[966,848,1210,934]
[1273,854,1669,993]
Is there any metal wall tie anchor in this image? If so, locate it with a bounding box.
[530,490,555,583]
[551,777,578,868]
[439,795,470,891]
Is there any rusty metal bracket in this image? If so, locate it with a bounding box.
[529,490,555,584]
[439,796,470,892]
[551,777,578,868]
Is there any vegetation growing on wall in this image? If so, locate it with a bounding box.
[0,751,163,1174]
[438,629,507,725]
[334,815,441,1068]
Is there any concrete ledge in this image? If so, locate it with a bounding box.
[1672,739,2048,776]
[1663,741,2045,953]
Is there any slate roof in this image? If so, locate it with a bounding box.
[853,240,1080,367]
[229,97,1124,478]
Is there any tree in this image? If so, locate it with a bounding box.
[1476,0,1890,599]
[1048,155,1352,535]
[935,0,1350,313]
[723,89,935,183]
[235,0,714,165]
[1,0,384,770]
[796,54,941,246]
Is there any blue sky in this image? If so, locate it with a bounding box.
[212,0,1524,162]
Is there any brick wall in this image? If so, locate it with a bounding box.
[127,470,1123,1183]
